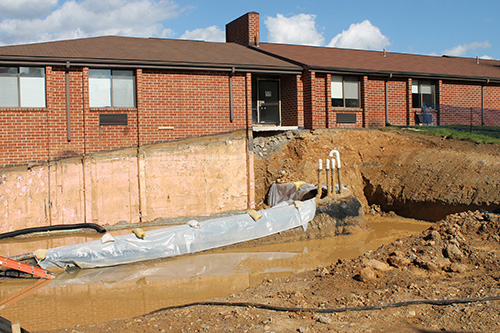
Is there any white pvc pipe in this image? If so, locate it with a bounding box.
[329,150,343,194]
[329,150,341,169]
[318,159,323,171]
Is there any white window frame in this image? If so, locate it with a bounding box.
[0,66,46,108]
[89,69,136,108]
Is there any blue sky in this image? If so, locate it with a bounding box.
[0,0,498,59]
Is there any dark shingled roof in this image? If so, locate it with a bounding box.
[258,43,500,81]
[0,36,301,72]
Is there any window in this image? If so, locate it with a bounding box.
[331,75,360,108]
[412,79,435,108]
[0,67,46,108]
[89,69,135,108]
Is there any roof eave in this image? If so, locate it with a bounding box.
[309,66,500,83]
[0,56,302,74]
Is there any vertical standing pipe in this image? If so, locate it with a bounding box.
[325,158,331,197]
[385,73,392,126]
[330,158,335,195]
[481,85,484,126]
[229,67,235,123]
[329,150,342,194]
[317,159,323,199]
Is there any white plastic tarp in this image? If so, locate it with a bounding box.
[39,198,316,270]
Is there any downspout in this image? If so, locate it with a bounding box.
[482,79,489,126]
[66,61,71,141]
[229,67,235,122]
[385,73,392,126]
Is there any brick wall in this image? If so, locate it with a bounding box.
[364,77,386,127]
[0,66,250,167]
[2,64,500,168]
[407,78,416,126]
[0,110,47,166]
[386,79,408,126]
[281,74,303,127]
[484,84,500,126]
[302,70,313,129]
[47,67,86,159]
[440,81,483,125]
[303,71,328,129]
[138,69,247,145]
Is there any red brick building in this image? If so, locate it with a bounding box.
[228,12,500,131]
[0,35,301,167]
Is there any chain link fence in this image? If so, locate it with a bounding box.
[415,104,500,136]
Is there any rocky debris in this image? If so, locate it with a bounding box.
[253,130,299,157]
[347,210,500,278]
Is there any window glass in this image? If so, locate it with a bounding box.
[89,69,111,107]
[89,69,135,108]
[0,66,45,108]
[331,76,343,99]
[20,67,45,107]
[420,82,432,94]
[422,87,434,106]
[331,75,360,108]
[0,67,18,75]
[411,81,419,94]
[0,73,19,107]
[112,70,135,107]
[412,79,435,108]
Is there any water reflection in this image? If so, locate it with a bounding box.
[0,215,430,331]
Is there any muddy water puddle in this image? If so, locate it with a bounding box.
[0,215,431,331]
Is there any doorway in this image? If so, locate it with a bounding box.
[256,79,281,125]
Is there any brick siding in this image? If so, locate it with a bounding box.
[0,66,250,167]
[2,64,500,167]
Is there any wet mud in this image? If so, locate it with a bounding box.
[0,215,429,331]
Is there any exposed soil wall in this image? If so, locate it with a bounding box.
[254,128,500,221]
[0,131,252,233]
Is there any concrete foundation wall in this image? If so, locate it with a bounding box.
[0,131,251,233]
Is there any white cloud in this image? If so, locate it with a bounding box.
[443,41,491,57]
[0,0,182,45]
[265,13,325,46]
[0,0,58,19]
[327,20,390,51]
[180,26,225,42]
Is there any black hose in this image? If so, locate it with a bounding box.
[146,295,500,316]
[0,223,106,240]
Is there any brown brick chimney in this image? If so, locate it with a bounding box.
[225,12,260,46]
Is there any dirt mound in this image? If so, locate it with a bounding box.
[254,129,500,220]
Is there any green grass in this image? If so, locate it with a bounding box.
[396,126,500,144]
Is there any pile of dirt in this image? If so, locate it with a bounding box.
[45,210,500,332]
[254,128,500,220]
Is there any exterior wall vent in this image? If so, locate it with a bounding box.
[336,112,357,124]
[99,114,128,126]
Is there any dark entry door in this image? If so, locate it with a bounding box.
[258,80,280,124]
